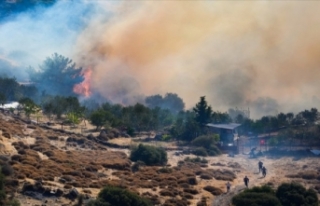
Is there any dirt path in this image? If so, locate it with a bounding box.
[212,156,276,206]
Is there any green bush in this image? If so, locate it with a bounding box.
[130,144,167,166]
[191,135,219,149]
[232,185,281,206]
[161,134,171,141]
[232,192,282,206]
[276,183,318,206]
[192,147,208,156]
[206,145,221,156]
[86,198,110,206]
[184,157,208,164]
[191,135,221,156]
[96,185,151,206]
[232,184,319,206]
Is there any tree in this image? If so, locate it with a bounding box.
[90,109,113,130]
[18,97,40,120]
[211,111,232,124]
[28,53,83,97]
[193,96,212,126]
[41,95,83,119]
[0,77,22,101]
[145,93,185,114]
[276,182,318,206]
[130,144,167,166]
[66,112,81,127]
[0,93,6,106]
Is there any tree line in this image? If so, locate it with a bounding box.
[1,53,320,146]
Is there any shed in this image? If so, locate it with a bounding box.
[206,123,241,146]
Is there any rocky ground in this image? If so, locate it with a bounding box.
[0,112,320,206]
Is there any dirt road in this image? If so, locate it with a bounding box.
[212,155,276,206]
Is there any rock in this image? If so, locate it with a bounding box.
[97,131,109,141]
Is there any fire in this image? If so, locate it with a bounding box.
[73,68,92,97]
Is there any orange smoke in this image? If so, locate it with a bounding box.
[73,68,92,97]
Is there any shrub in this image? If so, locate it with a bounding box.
[203,185,223,195]
[1,164,13,176]
[192,147,208,156]
[206,145,221,156]
[184,157,208,164]
[276,182,318,206]
[130,144,167,166]
[232,192,282,206]
[232,185,281,206]
[191,135,221,156]
[95,185,152,206]
[191,135,219,149]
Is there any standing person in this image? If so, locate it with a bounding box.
[226,181,231,193]
[262,166,267,177]
[258,160,263,173]
[243,176,249,188]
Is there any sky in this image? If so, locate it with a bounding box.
[1,0,320,118]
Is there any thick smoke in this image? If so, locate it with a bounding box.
[74,1,320,118]
[2,1,320,118]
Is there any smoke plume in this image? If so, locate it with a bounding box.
[1,1,320,118]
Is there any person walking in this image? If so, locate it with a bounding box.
[262,166,267,177]
[258,160,263,173]
[243,176,249,188]
[226,181,231,193]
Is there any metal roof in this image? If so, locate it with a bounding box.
[206,123,241,130]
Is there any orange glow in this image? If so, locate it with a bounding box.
[73,68,92,97]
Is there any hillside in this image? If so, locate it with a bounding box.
[0,112,320,206]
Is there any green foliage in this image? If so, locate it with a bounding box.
[86,198,110,206]
[98,102,174,133]
[66,112,81,125]
[18,97,40,119]
[42,95,84,119]
[212,111,232,124]
[232,192,282,206]
[0,77,37,101]
[184,156,208,164]
[28,53,83,97]
[161,134,171,141]
[130,144,167,166]
[233,184,319,206]
[191,135,221,156]
[145,93,185,114]
[232,185,281,206]
[206,144,221,156]
[193,96,212,126]
[191,135,219,149]
[276,182,318,206]
[0,93,6,105]
[90,109,113,130]
[94,185,151,206]
[192,147,208,156]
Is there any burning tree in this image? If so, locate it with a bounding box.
[28,53,84,97]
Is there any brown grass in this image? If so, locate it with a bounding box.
[203,185,223,195]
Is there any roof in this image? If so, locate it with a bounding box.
[206,123,241,130]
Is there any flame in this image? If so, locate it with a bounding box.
[73,68,92,97]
